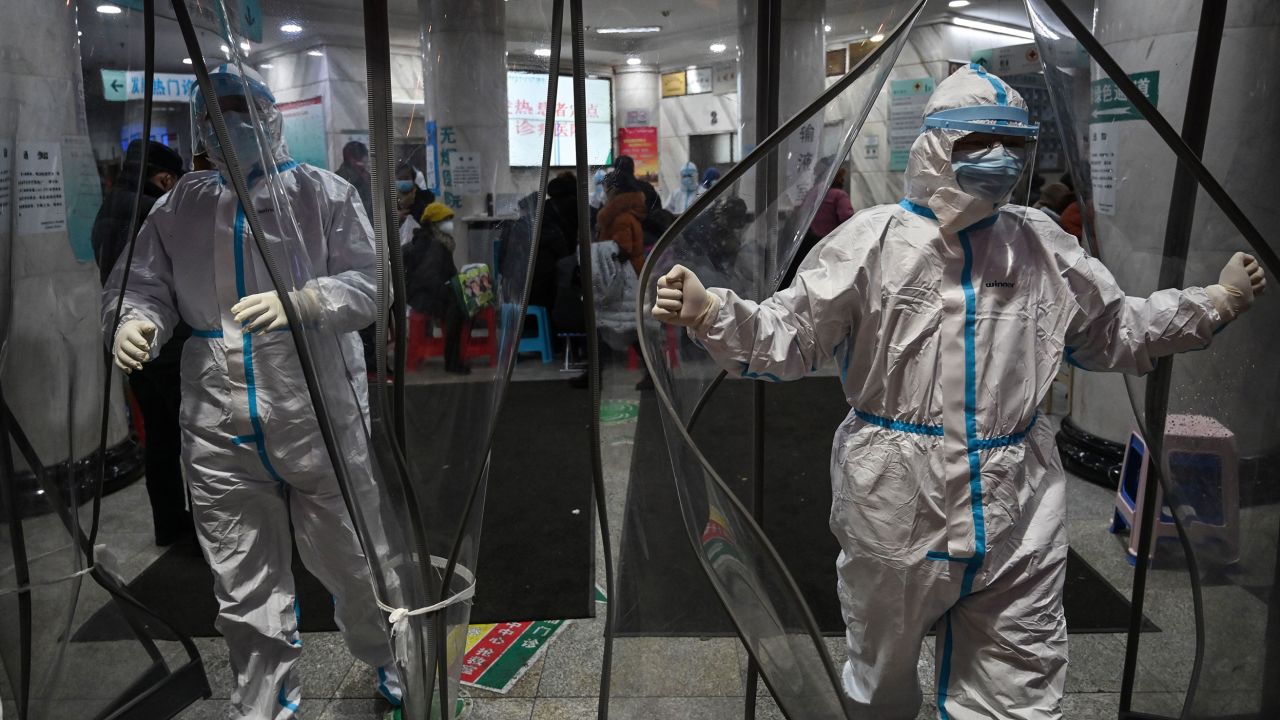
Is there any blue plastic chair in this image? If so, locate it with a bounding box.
[518,305,553,364]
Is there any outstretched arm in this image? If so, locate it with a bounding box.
[653,229,866,382]
[1062,243,1265,375]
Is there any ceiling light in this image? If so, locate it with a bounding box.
[951,16,1034,40]
[280,22,303,34]
[948,0,971,6]
[307,49,324,57]
[534,47,552,57]
[220,44,231,54]
[596,26,661,34]
[259,63,274,69]
[709,42,727,53]
[824,24,832,32]
[625,56,641,66]
[869,33,885,42]
[182,57,193,65]
[77,30,83,36]
[686,64,697,70]
[96,4,123,14]
[240,41,250,52]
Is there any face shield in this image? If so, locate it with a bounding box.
[189,65,283,173]
[921,101,1040,207]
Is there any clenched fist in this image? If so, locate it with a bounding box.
[651,264,720,330]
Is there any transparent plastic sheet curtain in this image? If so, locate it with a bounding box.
[600,2,923,717]
[1026,0,1280,717]
[174,0,555,717]
[0,1,211,718]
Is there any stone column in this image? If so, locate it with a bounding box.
[0,0,127,472]
[737,0,827,152]
[613,64,660,183]
[419,0,511,226]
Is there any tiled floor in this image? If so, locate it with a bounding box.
[10,357,1272,719]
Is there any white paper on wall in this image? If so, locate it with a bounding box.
[1088,125,1116,216]
[15,141,66,235]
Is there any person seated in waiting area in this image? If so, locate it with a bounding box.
[405,202,469,375]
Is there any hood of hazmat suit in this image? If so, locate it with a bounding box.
[665,161,700,215]
[190,63,290,175]
[682,62,1225,718]
[904,63,1039,233]
[104,61,401,717]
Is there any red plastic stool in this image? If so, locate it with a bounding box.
[406,310,446,369]
[463,307,499,367]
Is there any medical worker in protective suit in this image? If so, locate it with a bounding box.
[665,161,700,214]
[652,64,1265,718]
[102,63,402,719]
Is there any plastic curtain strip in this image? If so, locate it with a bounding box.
[630,2,926,718]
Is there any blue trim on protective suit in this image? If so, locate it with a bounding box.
[247,160,299,186]
[192,328,224,338]
[377,667,401,707]
[853,409,944,437]
[233,205,286,484]
[899,198,936,219]
[899,198,1000,234]
[277,684,299,713]
[971,63,1008,106]
[738,362,781,383]
[936,228,990,719]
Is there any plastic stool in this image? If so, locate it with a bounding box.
[518,305,553,363]
[406,310,445,369]
[462,306,499,367]
[1109,416,1239,565]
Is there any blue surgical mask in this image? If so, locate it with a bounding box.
[952,143,1026,202]
[681,175,697,191]
[396,179,416,194]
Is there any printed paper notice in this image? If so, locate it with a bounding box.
[16,142,66,235]
[451,152,482,195]
[888,77,935,171]
[1088,125,1117,216]
[0,142,12,234]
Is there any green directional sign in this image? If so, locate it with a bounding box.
[1090,71,1159,123]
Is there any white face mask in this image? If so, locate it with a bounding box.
[438,220,455,236]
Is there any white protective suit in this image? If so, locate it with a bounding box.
[665,161,700,215]
[103,64,400,719]
[683,65,1225,718]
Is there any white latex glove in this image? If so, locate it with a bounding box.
[1205,252,1266,322]
[651,264,721,331]
[232,291,289,334]
[113,319,156,374]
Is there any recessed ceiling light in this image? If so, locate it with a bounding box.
[948,0,971,7]
[596,26,661,34]
[77,30,83,36]
[709,42,727,53]
[824,24,832,32]
[625,56,641,66]
[534,48,552,57]
[96,4,122,14]
[259,63,274,69]
[686,64,697,70]
[951,16,1034,40]
[307,49,324,57]
[869,33,885,42]
[280,22,303,34]
[182,57,193,65]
